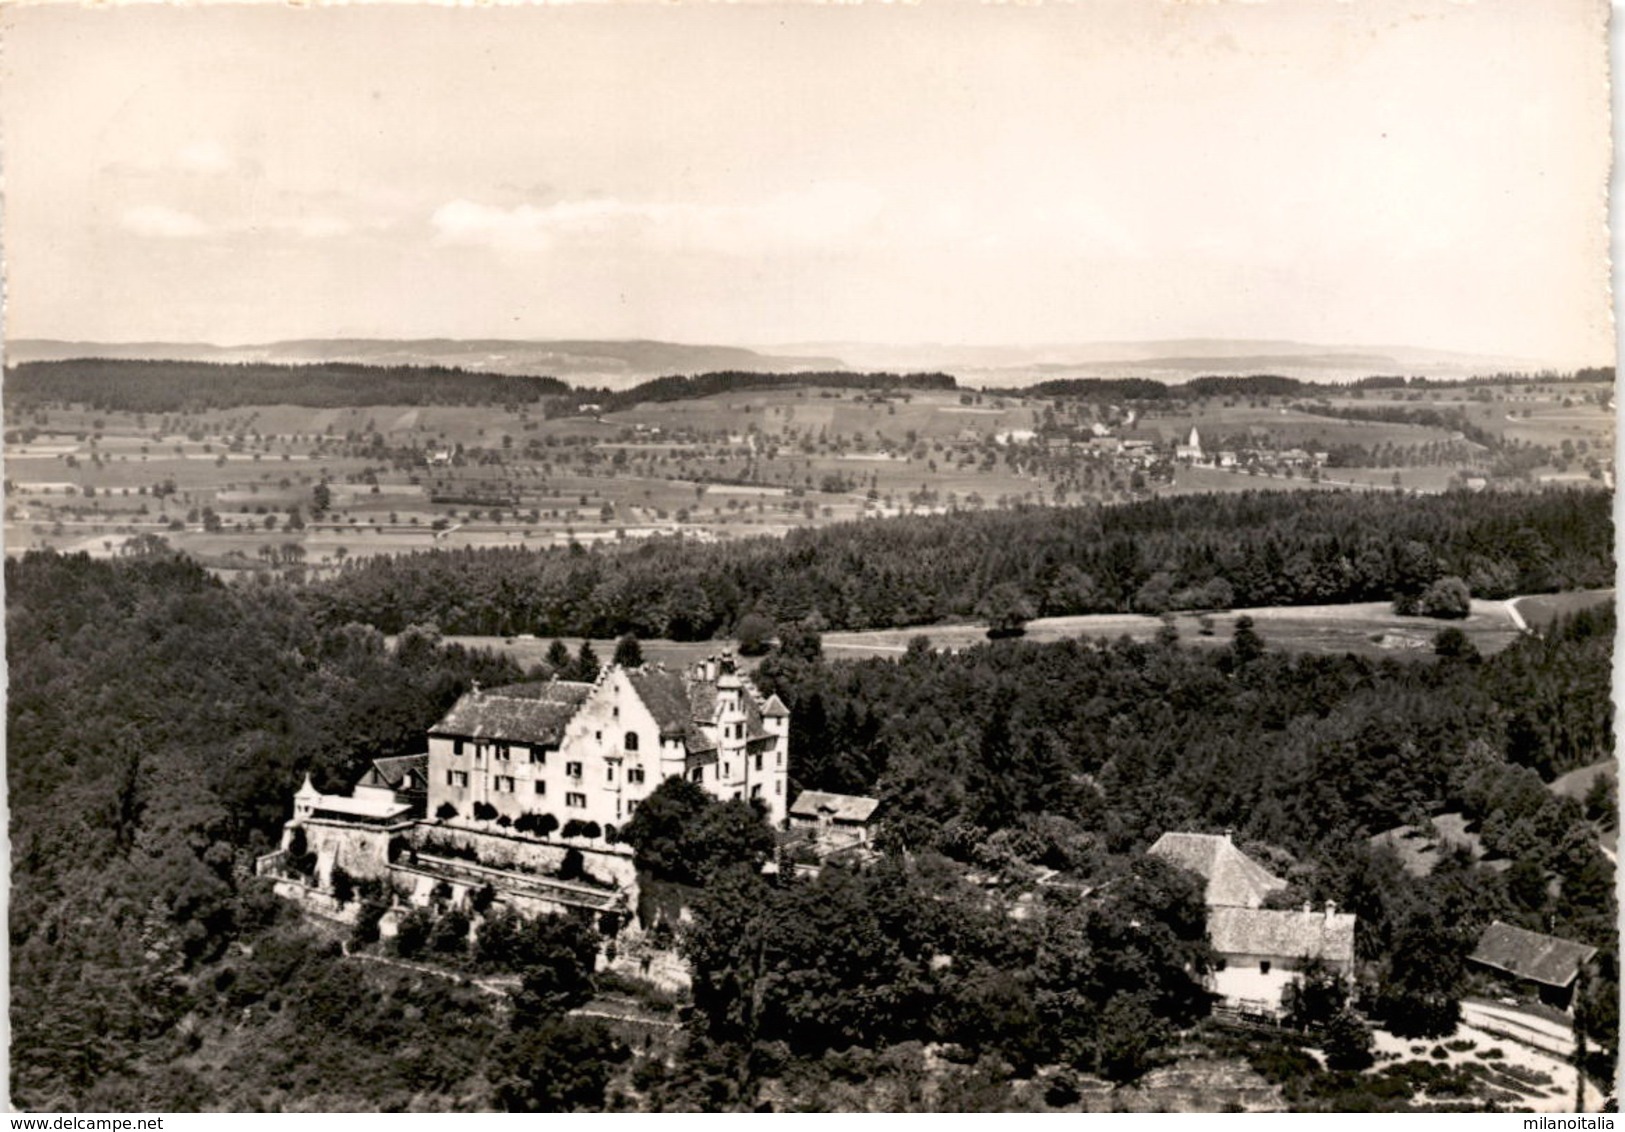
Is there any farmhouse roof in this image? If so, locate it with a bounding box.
[1208,906,1356,965]
[1147,831,1288,908]
[790,791,881,824]
[432,680,593,745]
[1469,921,1598,990]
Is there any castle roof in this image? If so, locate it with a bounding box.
[1147,831,1288,908]
[432,680,593,745]
[625,668,700,739]
[625,666,773,754]
[761,694,790,717]
[363,754,428,792]
[1208,906,1356,965]
[1469,921,1598,990]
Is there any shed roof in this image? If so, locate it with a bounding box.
[1469,921,1598,990]
[1208,906,1357,965]
[1147,832,1288,908]
[432,681,593,745]
[790,791,881,823]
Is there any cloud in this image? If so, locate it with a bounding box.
[175,140,234,176]
[121,204,211,239]
[431,181,887,256]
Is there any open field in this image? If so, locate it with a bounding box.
[437,634,749,674]
[1511,589,1615,630]
[8,377,1611,567]
[818,599,1524,659]
[445,597,1529,669]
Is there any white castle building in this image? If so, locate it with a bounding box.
[427,655,789,833]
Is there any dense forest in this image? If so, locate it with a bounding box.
[309,488,1612,639]
[1025,375,1309,400]
[10,547,1616,1109]
[8,472,1616,1109]
[10,356,1609,417]
[5,360,572,412]
[559,370,959,416]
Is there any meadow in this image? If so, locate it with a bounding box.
[6,376,1612,571]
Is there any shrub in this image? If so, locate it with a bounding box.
[330,865,355,906]
[560,848,585,882]
[431,908,472,956]
[395,907,435,959]
[1322,1010,1374,1072]
[351,900,387,948]
[436,801,458,820]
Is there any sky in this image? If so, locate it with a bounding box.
[0,0,1613,365]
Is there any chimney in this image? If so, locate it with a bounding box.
[1222,827,1234,842]
[472,679,482,698]
[1324,900,1336,921]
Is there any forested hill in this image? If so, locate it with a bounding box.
[9,545,1616,1108]
[7,550,529,1108]
[561,369,958,415]
[309,487,1613,640]
[5,359,573,411]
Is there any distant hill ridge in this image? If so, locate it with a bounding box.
[6,353,1607,415]
[7,337,847,387]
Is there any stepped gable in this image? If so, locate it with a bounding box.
[432,679,593,745]
[1147,831,1288,908]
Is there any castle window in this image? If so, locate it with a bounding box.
[629,768,645,785]
[495,775,515,793]
[453,739,464,755]
[566,761,582,779]
[449,771,468,788]
[628,800,639,815]
[529,748,545,765]
[775,780,782,794]
[690,768,703,784]
[1259,961,1271,975]
[606,766,615,782]
[624,732,638,752]
[566,792,586,809]
[751,784,762,798]
[495,743,510,761]
[534,781,547,796]
[755,753,763,772]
